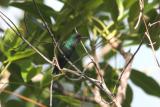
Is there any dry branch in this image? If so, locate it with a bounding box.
[114,51,133,106]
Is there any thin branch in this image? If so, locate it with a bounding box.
[62,67,113,100]
[24,12,30,35]
[148,21,160,27]
[81,39,120,107]
[57,46,82,73]
[108,37,143,106]
[81,41,103,81]
[142,13,160,69]
[113,0,159,105]
[50,80,53,107]
[32,0,84,76]
[62,68,81,76]
[2,89,47,107]
[32,0,57,46]
[113,35,144,93]
[52,81,97,104]
[114,51,133,106]
[0,61,11,77]
[62,67,116,104]
[29,2,84,106]
[0,10,52,64]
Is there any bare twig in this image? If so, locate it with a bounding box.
[23,12,30,35]
[32,0,57,45]
[32,0,81,72]
[113,35,144,94]
[114,0,159,105]
[32,0,82,74]
[49,80,53,107]
[0,70,10,93]
[62,67,118,106]
[142,12,160,69]
[81,40,120,107]
[109,37,143,106]
[0,62,11,77]
[114,51,133,106]
[57,46,82,73]
[52,81,97,103]
[0,10,52,64]
[31,2,84,106]
[81,41,103,81]
[148,21,160,27]
[2,89,47,107]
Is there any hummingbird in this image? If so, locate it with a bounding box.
[53,33,81,74]
[51,33,82,106]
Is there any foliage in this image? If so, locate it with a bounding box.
[0,0,160,107]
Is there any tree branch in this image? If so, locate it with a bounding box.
[114,50,133,105]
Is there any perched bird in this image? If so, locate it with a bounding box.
[53,33,81,74]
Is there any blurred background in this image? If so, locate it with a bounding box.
[0,0,160,107]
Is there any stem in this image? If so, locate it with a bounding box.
[0,61,11,77]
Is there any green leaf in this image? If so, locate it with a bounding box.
[55,14,88,40]
[144,0,159,13]
[84,0,103,10]
[0,29,22,57]
[101,63,118,92]
[97,0,119,21]
[8,63,24,90]
[0,0,9,6]
[122,85,133,107]
[27,65,42,82]
[130,69,160,97]
[123,0,137,9]
[128,1,139,25]
[41,68,52,88]
[5,100,25,107]
[128,0,159,29]
[10,1,57,23]
[143,9,160,50]
[8,49,35,62]
[18,61,42,82]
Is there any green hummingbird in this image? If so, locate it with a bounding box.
[53,33,81,74]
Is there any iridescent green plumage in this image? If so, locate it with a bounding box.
[64,34,77,49]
